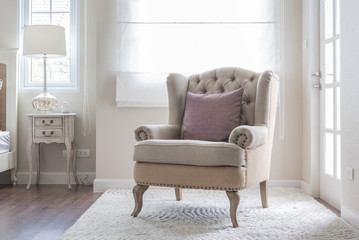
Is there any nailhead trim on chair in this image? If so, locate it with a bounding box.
[136,130,150,141]
[234,132,250,148]
[135,181,244,191]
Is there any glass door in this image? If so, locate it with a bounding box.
[319,0,341,210]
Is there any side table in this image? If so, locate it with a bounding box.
[26,113,78,189]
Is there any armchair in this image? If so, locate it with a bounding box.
[131,67,279,228]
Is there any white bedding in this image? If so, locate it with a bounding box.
[0,131,10,154]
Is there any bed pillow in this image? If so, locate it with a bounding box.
[0,131,10,154]
[183,88,244,141]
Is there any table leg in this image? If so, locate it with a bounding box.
[35,143,41,185]
[10,168,17,186]
[26,141,33,190]
[72,139,79,185]
[65,140,72,190]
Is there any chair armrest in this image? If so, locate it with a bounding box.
[229,125,268,149]
[134,124,181,141]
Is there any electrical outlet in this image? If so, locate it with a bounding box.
[346,167,354,181]
[77,149,90,158]
[62,149,90,158]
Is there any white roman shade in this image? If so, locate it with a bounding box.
[116,0,282,107]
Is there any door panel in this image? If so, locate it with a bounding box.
[319,0,341,210]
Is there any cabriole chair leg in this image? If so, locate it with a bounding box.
[175,187,182,201]
[226,191,240,228]
[260,180,268,208]
[131,184,149,217]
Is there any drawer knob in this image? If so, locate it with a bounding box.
[42,131,55,137]
[42,119,54,126]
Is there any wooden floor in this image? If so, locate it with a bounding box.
[315,198,340,216]
[0,184,102,240]
[0,184,341,240]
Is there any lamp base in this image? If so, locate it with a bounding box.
[32,92,58,112]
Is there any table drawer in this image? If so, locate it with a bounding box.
[34,117,63,127]
[34,129,63,139]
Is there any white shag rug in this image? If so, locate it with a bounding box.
[60,187,359,240]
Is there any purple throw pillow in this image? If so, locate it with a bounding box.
[183,88,244,141]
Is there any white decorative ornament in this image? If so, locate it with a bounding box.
[61,101,70,113]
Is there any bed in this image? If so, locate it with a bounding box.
[0,49,17,184]
[0,131,10,154]
[0,130,15,174]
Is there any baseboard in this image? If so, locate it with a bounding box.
[342,204,359,229]
[4,174,312,195]
[269,179,302,188]
[93,179,136,192]
[15,171,96,185]
[300,180,312,195]
[93,178,304,193]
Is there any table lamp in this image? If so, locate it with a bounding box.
[23,25,66,112]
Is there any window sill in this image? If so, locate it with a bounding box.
[18,87,80,94]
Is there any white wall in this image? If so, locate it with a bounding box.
[0,0,18,48]
[302,0,320,197]
[0,0,97,184]
[341,0,359,228]
[95,0,303,187]
[271,0,303,180]
[0,0,304,188]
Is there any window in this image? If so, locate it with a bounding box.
[116,0,282,107]
[21,0,79,92]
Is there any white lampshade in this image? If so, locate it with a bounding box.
[23,25,66,58]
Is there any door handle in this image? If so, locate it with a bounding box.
[312,71,322,90]
[312,72,322,78]
[312,83,321,90]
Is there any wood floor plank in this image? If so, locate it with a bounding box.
[0,184,341,239]
[0,184,101,240]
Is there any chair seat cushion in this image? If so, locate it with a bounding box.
[133,139,245,167]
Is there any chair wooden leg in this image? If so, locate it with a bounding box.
[175,187,182,201]
[226,191,240,228]
[131,184,149,217]
[260,180,268,208]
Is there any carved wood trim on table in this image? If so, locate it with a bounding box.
[26,113,77,190]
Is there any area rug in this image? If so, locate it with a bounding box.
[60,187,359,240]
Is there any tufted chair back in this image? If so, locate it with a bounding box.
[166,67,274,137]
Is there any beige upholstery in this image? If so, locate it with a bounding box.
[135,124,181,141]
[131,67,279,227]
[229,125,268,149]
[134,162,246,191]
[134,139,245,167]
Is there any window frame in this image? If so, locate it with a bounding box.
[20,0,80,93]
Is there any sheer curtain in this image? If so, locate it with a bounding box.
[116,0,282,107]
